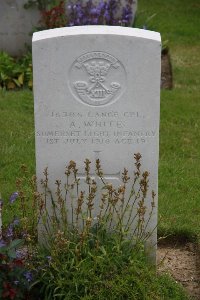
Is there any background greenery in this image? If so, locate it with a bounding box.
[136,0,200,242]
[0,0,200,244]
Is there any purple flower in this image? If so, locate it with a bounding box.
[67,0,133,27]
[9,192,19,204]
[46,256,52,262]
[6,224,14,239]
[90,7,97,15]
[22,232,28,239]
[0,199,3,208]
[98,0,105,10]
[104,10,110,22]
[16,246,28,259]
[121,5,132,25]
[0,239,6,248]
[13,217,19,226]
[92,17,98,25]
[24,271,33,282]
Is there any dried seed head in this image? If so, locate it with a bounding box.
[96,159,104,177]
[134,153,142,161]
[122,168,130,183]
[16,178,22,187]
[118,185,125,194]
[84,159,91,173]
[65,169,70,176]
[43,167,48,177]
[65,160,77,176]
[134,153,142,174]
[69,160,76,169]
[55,179,61,186]
[86,217,92,227]
[151,191,156,208]
[106,183,113,191]
[76,192,84,215]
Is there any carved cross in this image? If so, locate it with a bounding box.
[77,150,121,183]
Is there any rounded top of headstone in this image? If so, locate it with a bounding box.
[32,26,161,43]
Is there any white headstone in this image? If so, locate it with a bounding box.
[33,26,161,262]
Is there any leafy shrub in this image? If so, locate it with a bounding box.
[0,52,32,90]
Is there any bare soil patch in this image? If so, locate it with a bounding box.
[161,47,173,89]
[157,242,200,299]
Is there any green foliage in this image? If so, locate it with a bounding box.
[135,0,200,46]
[0,90,35,204]
[30,241,188,299]
[135,0,200,243]
[24,0,60,10]
[0,239,24,259]
[0,52,32,90]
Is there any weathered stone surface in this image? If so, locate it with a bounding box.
[0,0,40,56]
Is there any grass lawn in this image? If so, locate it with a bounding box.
[0,0,200,244]
[0,90,35,198]
[135,0,200,242]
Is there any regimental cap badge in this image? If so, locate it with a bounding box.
[69,52,126,106]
